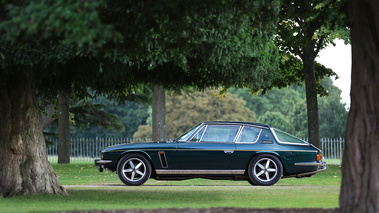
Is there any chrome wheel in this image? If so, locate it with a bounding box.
[248,154,283,186]
[253,158,278,182]
[117,154,151,186]
[121,158,147,182]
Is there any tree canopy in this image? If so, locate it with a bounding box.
[1,0,282,95]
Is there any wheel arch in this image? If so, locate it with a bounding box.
[117,150,157,176]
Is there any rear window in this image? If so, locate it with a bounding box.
[273,128,307,144]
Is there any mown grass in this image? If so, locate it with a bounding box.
[0,164,341,213]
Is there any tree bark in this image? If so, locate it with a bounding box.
[152,84,166,141]
[302,47,321,148]
[58,91,70,164]
[0,71,66,197]
[340,0,379,212]
[41,100,56,129]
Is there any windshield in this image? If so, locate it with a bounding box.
[273,128,307,144]
[176,124,202,142]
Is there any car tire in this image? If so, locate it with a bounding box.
[248,154,283,186]
[117,153,151,186]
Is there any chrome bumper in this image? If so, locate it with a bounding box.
[94,159,112,172]
[282,161,327,179]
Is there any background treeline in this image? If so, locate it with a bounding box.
[45,77,347,140]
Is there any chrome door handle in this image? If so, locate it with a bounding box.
[224,150,234,154]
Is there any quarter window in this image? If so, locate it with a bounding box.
[273,128,307,144]
[200,125,240,142]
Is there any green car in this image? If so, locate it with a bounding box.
[95,121,326,186]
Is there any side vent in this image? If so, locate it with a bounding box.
[158,151,168,168]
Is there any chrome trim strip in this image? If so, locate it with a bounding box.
[198,125,207,142]
[234,126,244,142]
[95,160,112,164]
[155,170,245,175]
[295,162,325,167]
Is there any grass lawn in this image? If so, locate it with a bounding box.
[0,164,341,213]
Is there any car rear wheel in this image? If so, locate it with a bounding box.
[248,154,282,186]
[117,153,151,186]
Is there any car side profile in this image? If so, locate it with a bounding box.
[95,121,326,186]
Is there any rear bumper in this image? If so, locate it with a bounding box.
[282,161,327,179]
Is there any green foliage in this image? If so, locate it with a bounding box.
[134,88,257,139]
[71,100,149,138]
[230,77,348,138]
[258,111,295,133]
[44,96,150,138]
[318,78,348,138]
[0,0,120,48]
[274,0,349,91]
[0,0,282,98]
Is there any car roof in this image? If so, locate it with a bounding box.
[201,121,271,128]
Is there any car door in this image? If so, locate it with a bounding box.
[231,127,275,169]
[175,125,240,170]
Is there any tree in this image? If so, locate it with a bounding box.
[318,78,348,138]
[134,88,257,139]
[339,0,379,212]
[152,85,166,141]
[0,0,280,197]
[57,91,70,164]
[229,78,348,138]
[276,0,348,148]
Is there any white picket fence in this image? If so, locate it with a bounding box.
[46,137,345,165]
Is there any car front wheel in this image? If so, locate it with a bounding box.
[117,153,151,186]
[248,154,282,186]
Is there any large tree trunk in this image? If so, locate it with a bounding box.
[0,71,66,197]
[58,91,70,164]
[152,84,166,141]
[302,47,321,148]
[339,0,379,212]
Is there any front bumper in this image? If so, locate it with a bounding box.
[94,159,113,172]
[282,161,327,179]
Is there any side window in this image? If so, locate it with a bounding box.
[236,126,261,143]
[259,129,276,142]
[200,125,240,142]
[188,126,206,142]
[177,124,201,142]
[273,128,307,144]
